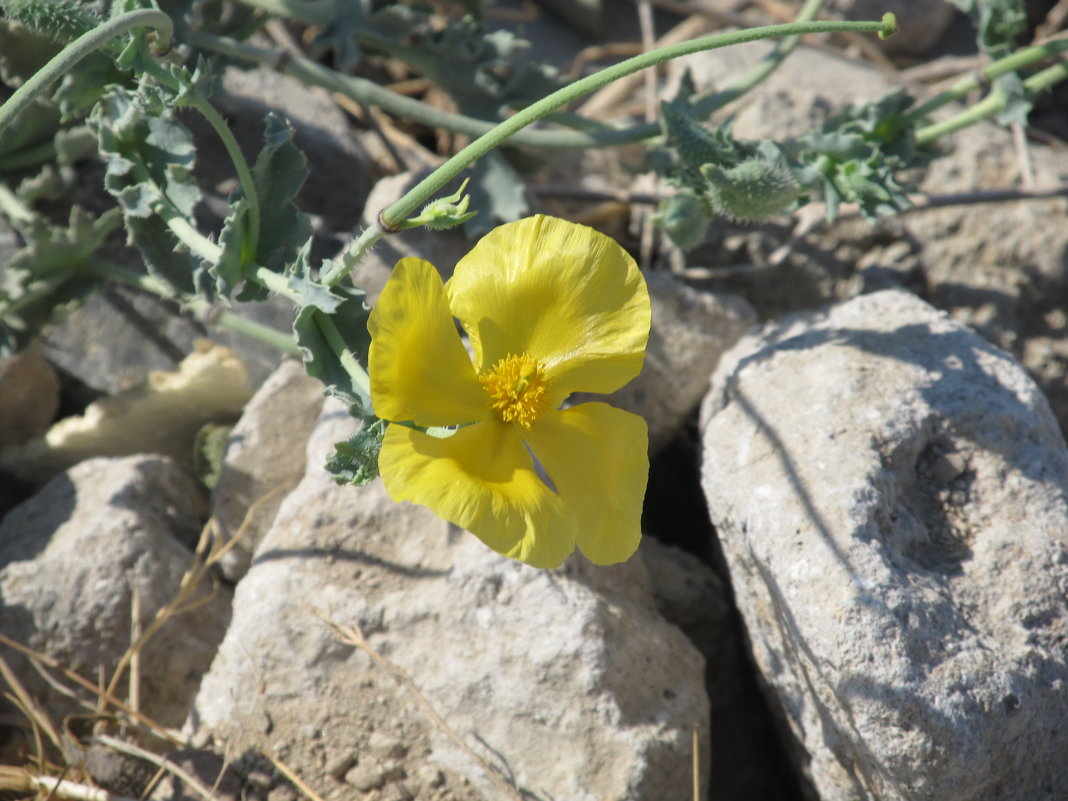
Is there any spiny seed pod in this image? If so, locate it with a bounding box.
[653,193,709,251]
[0,0,102,44]
[700,159,799,223]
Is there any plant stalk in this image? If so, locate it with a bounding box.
[905,38,1068,125]
[916,58,1068,144]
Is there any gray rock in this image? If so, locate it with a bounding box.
[0,455,230,728]
[577,271,755,454]
[210,358,325,581]
[700,289,1068,801]
[189,401,709,801]
[42,284,296,395]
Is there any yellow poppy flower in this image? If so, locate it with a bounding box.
[367,215,651,568]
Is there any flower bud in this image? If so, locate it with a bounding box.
[700,159,799,222]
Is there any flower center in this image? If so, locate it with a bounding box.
[479,353,550,428]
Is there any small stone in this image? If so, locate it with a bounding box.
[245,769,272,789]
[416,765,445,789]
[380,761,407,783]
[267,786,297,801]
[930,452,967,484]
[380,782,414,801]
[325,752,356,780]
[345,760,387,792]
[368,731,408,761]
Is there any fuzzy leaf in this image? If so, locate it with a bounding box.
[90,84,201,296]
[290,244,373,417]
[0,206,118,355]
[325,417,388,486]
[307,1,422,72]
[992,72,1032,127]
[946,0,1026,57]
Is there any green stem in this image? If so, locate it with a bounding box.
[325,15,894,285]
[905,38,1068,125]
[254,266,305,304]
[162,208,221,263]
[88,259,185,297]
[89,260,301,355]
[0,9,173,137]
[916,59,1068,145]
[187,32,609,149]
[188,96,260,254]
[315,313,371,397]
[210,308,301,355]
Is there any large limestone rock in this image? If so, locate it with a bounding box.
[0,455,229,728]
[209,358,325,581]
[189,401,709,801]
[700,289,1068,801]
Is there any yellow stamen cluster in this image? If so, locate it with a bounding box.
[479,353,550,428]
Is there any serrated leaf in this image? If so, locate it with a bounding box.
[786,90,928,222]
[53,50,126,121]
[992,72,1032,127]
[946,0,1026,58]
[211,114,312,303]
[0,205,118,355]
[325,417,387,486]
[250,115,311,272]
[307,0,421,72]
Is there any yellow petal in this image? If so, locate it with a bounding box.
[368,257,489,426]
[446,216,650,405]
[525,403,648,565]
[378,421,577,568]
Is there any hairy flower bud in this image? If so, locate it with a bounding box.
[701,159,799,222]
[1,0,102,44]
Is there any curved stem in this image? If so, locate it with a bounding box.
[381,19,893,225]
[0,9,173,137]
[187,96,260,254]
[192,6,841,154]
[325,15,895,285]
[187,32,612,149]
[916,59,1068,145]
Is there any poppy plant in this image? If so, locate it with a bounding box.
[367,215,650,568]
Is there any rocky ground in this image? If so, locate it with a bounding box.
[2,1,1068,800]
